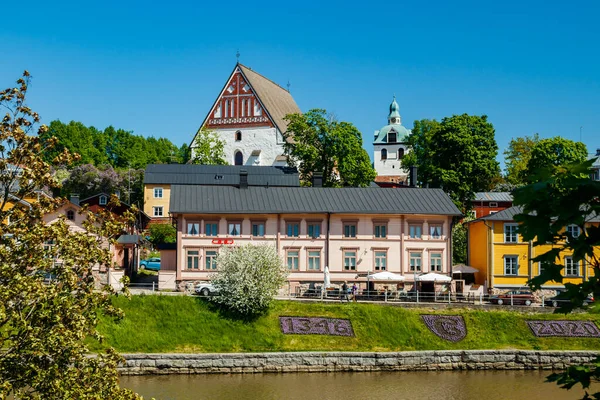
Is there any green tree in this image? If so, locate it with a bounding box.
[0,72,140,399]
[210,244,287,317]
[404,114,500,212]
[189,128,227,165]
[451,216,473,264]
[147,222,176,246]
[283,109,376,187]
[504,133,540,185]
[513,160,600,398]
[526,137,588,181]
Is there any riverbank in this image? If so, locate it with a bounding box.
[93,295,600,353]
[118,350,598,375]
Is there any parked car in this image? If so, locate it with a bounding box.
[195,282,219,296]
[490,290,535,306]
[139,257,161,271]
[544,292,594,308]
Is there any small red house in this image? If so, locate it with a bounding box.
[471,192,513,219]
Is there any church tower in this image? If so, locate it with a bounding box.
[373,96,411,186]
[190,63,301,166]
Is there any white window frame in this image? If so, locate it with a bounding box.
[153,206,163,217]
[343,250,357,271]
[99,195,108,205]
[187,222,200,236]
[504,223,518,243]
[504,255,518,275]
[430,253,443,272]
[307,250,321,271]
[374,251,387,271]
[409,225,422,239]
[154,187,163,199]
[429,224,442,239]
[287,249,299,270]
[409,252,422,272]
[565,257,580,277]
[205,249,218,270]
[566,224,581,240]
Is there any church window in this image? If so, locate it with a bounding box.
[224,100,229,118]
[214,103,222,118]
[388,132,397,143]
[235,131,242,141]
[381,148,388,160]
[398,148,405,159]
[254,102,262,116]
[247,98,251,116]
[230,99,235,117]
[241,100,245,117]
[234,151,243,166]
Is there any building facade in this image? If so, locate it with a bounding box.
[373,97,411,186]
[190,63,301,166]
[165,185,461,291]
[471,192,513,219]
[468,206,600,290]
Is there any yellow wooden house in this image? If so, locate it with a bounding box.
[468,206,600,290]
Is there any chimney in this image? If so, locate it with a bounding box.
[409,166,418,188]
[239,169,248,189]
[70,194,80,206]
[312,172,323,187]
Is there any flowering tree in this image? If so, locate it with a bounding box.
[0,72,141,399]
[210,244,287,317]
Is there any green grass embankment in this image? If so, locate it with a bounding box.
[90,295,600,353]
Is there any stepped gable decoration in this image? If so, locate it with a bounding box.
[279,316,354,337]
[527,320,600,338]
[199,64,301,133]
[421,315,467,342]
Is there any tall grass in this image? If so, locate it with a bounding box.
[90,296,600,353]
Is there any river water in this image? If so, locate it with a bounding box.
[121,370,591,400]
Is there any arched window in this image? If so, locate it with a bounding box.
[388,132,397,143]
[99,195,107,205]
[235,131,242,141]
[398,148,405,159]
[66,210,75,221]
[234,151,243,166]
[381,148,388,160]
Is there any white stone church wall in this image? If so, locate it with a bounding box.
[202,126,285,166]
[374,144,409,176]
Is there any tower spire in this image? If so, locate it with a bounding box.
[388,95,401,125]
[236,49,240,64]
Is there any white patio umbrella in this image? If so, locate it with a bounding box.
[367,271,406,281]
[416,272,452,282]
[323,265,331,289]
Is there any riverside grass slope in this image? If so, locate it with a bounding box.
[90,296,600,353]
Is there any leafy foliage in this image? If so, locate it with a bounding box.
[210,244,287,317]
[147,222,176,246]
[452,216,473,264]
[403,114,500,212]
[59,164,145,206]
[0,72,141,398]
[283,109,376,187]
[39,119,188,169]
[189,128,227,165]
[513,159,600,398]
[504,133,540,185]
[526,137,588,182]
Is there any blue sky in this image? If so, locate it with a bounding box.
[2,0,599,170]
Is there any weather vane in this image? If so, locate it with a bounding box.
[236,49,240,63]
[287,80,291,92]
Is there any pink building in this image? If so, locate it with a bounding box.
[167,180,461,291]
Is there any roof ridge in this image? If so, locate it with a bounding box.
[238,64,289,93]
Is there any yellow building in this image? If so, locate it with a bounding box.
[468,206,599,290]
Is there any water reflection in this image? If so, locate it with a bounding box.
[121,370,590,400]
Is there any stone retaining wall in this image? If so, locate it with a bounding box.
[119,350,599,375]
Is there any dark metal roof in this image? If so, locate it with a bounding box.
[143,164,299,187]
[479,205,600,222]
[169,185,462,216]
[473,192,513,202]
[116,234,148,245]
[479,206,523,221]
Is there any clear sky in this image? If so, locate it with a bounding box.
[2,0,599,170]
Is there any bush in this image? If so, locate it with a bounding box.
[210,244,287,317]
[147,222,176,246]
